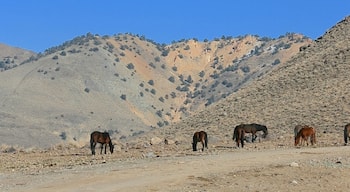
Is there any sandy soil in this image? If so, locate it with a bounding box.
[1,138,350,192]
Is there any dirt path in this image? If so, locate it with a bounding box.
[2,145,350,192]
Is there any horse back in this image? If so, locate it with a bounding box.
[91,131,111,144]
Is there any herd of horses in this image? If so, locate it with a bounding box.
[89,123,350,155]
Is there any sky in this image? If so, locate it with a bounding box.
[1,1,349,53]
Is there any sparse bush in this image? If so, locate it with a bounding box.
[172,66,177,71]
[60,132,67,140]
[148,80,154,86]
[52,55,58,60]
[159,97,165,102]
[150,89,156,95]
[120,94,126,100]
[154,56,160,62]
[60,51,66,56]
[240,66,250,73]
[272,59,281,65]
[149,62,156,69]
[89,47,99,52]
[168,76,175,83]
[84,88,90,93]
[127,63,134,70]
[156,110,162,117]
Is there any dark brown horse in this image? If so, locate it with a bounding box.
[294,126,316,146]
[192,131,208,151]
[344,123,350,145]
[90,131,114,155]
[232,123,268,146]
[233,125,246,148]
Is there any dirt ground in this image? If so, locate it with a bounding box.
[1,133,350,192]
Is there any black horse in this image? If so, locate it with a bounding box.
[90,131,114,155]
[232,123,268,147]
[192,131,208,151]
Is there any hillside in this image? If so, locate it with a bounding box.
[0,43,36,70]
[145,16,350,147]
[0,31,311,148]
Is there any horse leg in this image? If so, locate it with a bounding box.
[100,144,104,154]
[91,142,96,155]
[104,144,107,154]
[252,133,257,142]
[240,130,245,148]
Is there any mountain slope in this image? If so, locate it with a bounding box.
[0,32,311,148]
[146,16,350,145]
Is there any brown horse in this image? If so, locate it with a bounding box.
[192,131,208,151]
[344,123,350,145]
[90,131,114,155]
[294,126,316,146]
[232,123,268,146]
[294,125,304,145]
[233,125,246,148]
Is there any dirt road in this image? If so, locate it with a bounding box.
[2,145,350,192]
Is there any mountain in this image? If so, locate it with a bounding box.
[0,31,311,148]
[0,43,36,70]
[145,16,350,146]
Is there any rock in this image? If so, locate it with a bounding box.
[150,137,162,145]
[290,162,299,167]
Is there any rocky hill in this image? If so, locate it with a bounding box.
[0,30,311,148]
[145,16,350,147]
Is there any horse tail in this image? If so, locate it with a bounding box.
[192,133,198,151]
[90,132,95,155]
[233,127,237,141]
[204,132,208,149]
[344,125,349,144]
[295,131,301,146]
[240,129,245,148]
[312,127,316,145]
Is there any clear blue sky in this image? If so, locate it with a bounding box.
[1,1,349,53]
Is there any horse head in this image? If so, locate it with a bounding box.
[262,126,268,138]
[110,143,114,154]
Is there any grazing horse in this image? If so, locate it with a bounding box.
[90,131,114,155]
[294,126,316,146]
[294,125,304,145]
[344,123,350,145]
[233,123,268,144]
[192,131,208,151]
[233,125,246,148]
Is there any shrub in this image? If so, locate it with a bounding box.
[272,59,281,65]
[150,89,156,95]
[127,63,134,70]
[168,76,175,83]
[148,80,154,86]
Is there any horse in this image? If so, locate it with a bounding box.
[90,131,114,155]
[192,131,208,151]
[294,125,304,145]
[232,125,246,148]
[344,123,350,145]
[233,123,268,144]
[294,126,316,146]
